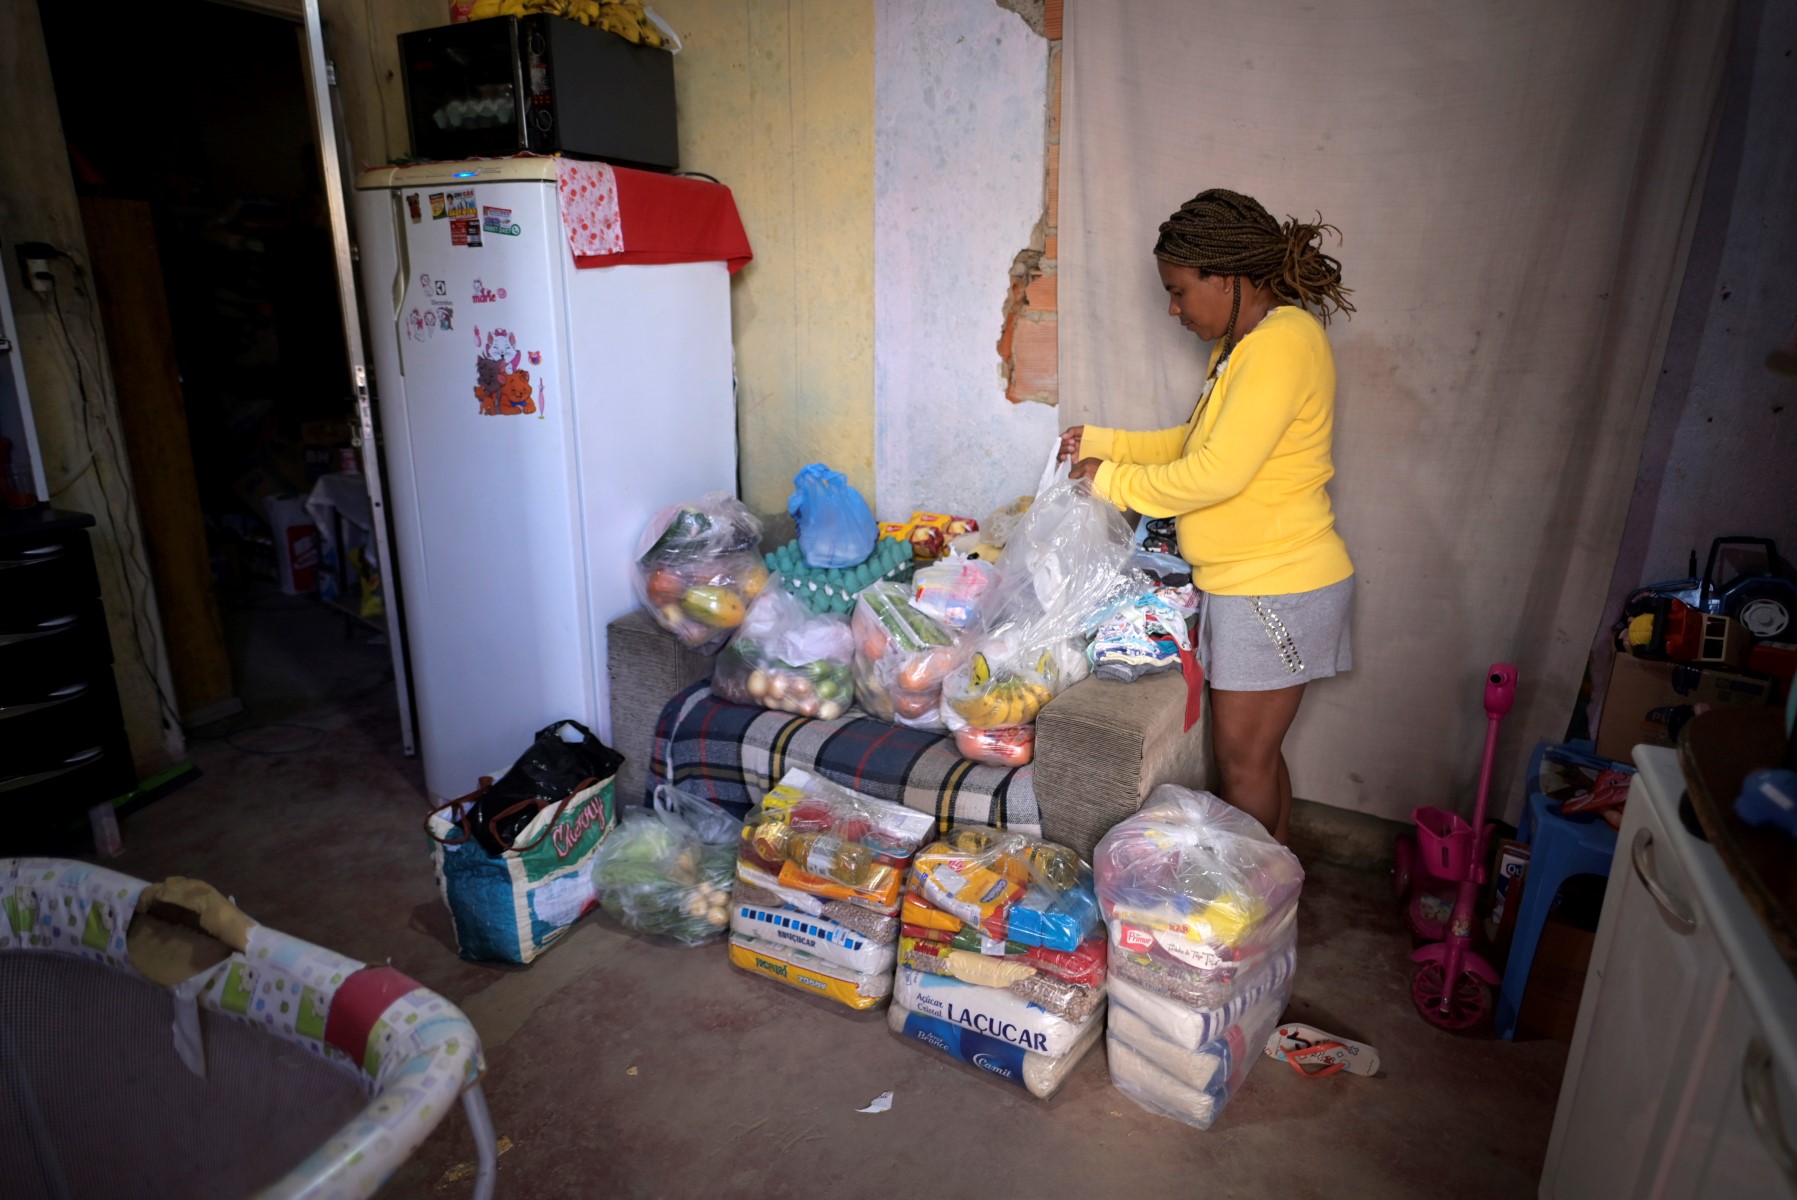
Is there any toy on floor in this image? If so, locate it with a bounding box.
[1394,662,1517,1030]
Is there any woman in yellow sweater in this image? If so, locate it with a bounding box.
[1062,189,1355,843]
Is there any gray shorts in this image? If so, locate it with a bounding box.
[1201,576,1355,692]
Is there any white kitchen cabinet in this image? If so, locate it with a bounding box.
[1540,747,1797,1199]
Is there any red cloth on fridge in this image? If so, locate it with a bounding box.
[559,160,753,274]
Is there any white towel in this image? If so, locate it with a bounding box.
[894,966,1102,1058]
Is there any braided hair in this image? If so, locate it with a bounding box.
[1155,189,1354,346]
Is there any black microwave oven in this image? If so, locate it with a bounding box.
[399,16,677,170]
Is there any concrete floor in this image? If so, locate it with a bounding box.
[98,601,1569,1199]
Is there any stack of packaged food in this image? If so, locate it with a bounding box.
[1093,785,1305,1129]
[728,769,933,1009]
[889,826,1107,1099]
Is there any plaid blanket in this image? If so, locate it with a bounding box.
[648,683,1041,837]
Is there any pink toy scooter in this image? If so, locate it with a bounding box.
[1402,663,1517,1030]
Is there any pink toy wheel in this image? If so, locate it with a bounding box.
[1411,961,1492,1031]
[1391,835,1415,900]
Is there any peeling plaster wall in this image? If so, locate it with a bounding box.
[874,0,1058,522]
[654,0,876,519]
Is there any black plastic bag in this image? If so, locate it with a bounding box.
[460,720,625,855]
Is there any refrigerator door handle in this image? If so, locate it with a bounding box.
[391,191,410,377]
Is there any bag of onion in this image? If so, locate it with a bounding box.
[712,584,857,721]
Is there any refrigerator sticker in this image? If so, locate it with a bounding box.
[481,206,521,237]
[429,193,448,220]
[473,327,536,416]
[527,350,542,365]
[446,190,477,219]
[406,309,427,340]
[472,280,506,304]
[406,193,423,224]
[451,218,483,249]
[421,274,448,298]
[437,304,454,332]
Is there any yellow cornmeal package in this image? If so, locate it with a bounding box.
[729,939,889,1010]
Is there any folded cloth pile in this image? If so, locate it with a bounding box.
[728,768,927,1009]
[888,826,1106,1097]
[1094,785,1305,1129]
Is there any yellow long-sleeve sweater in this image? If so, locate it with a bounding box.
[1086,306,1353,596]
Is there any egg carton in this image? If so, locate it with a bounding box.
[764,538,916,615]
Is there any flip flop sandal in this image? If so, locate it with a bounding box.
[1265,1023,1381,1077]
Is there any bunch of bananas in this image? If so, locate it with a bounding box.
[468,0,667,47]
[948,653,1054,729]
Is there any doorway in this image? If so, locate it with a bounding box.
[39,0,396,740]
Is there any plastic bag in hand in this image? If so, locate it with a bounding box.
[712,586,856,720]
[592,804,736,945]
[1094,784,1305,956]
[788,462,877,569]
[851,582,965,731]
[633,492,769,653]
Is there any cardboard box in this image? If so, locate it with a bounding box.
[1594,653,1775,760]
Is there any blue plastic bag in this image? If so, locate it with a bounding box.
[788,463,876,569]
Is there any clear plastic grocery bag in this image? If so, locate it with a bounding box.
[591,797,739,946]
[788,463,877,569]
[1093,785,1305,960]
[633,492,769,653]
[851,582,965,731]
[711,585,857,720]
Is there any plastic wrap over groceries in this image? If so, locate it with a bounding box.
[907,826,1100,952]
[634,493,768,653]
[738,770,936,915]
[888,827,1108,1075]
[731,770,932,1010]
[712,586,857,720]
[789,462,877,569]
[887,993,1103,1099]
[851,582,966,731]
[1097,785,1303,1129]
[590,787,742,945]
[1094,785,1305,959]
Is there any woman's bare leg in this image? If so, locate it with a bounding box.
[1211,684,1306,842]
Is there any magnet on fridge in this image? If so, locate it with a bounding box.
[406,194,423,223]
[429,192,447,219]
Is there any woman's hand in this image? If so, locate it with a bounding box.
[1070,457,1103,484]
[1057,425,1085,463]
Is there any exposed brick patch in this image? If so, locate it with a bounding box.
[1007,313,1059,403]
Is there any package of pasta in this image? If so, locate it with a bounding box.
[729,933,893,1011]
[898,937,1037,988]
[1106,948,1295,1054]
[887,997,1103,1100]
[732,898,897,977]
[1093,784,1304,953]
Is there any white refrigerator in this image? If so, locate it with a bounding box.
[354,159,737,802]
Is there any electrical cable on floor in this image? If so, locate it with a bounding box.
[40,275,187,741]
